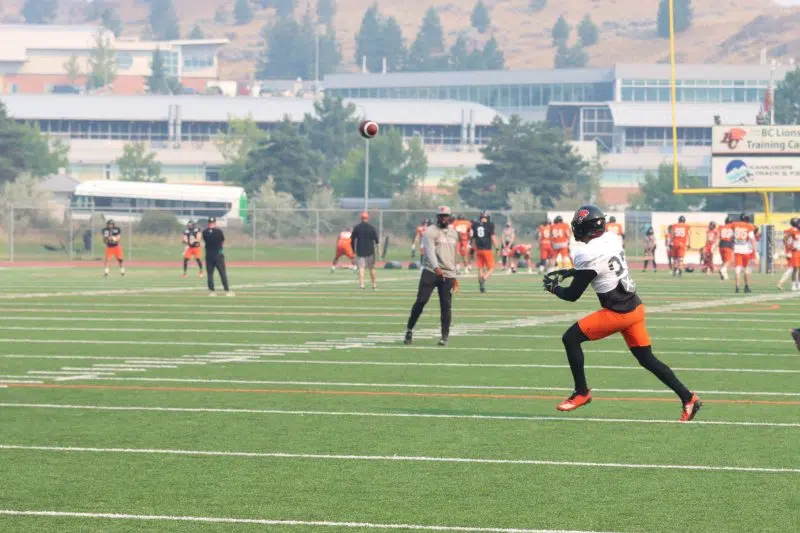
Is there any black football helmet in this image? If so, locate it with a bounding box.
[554,215,563,224]
[545,218,552,225]
[792,218,800,229]
[480,210,490,222]
[106,219,115,228]
[709,221,717,229]
[572,205,606,240]
[724,216,732,225]
[678,215,686,223]
[741,213,750,223]
[609,216,616,223]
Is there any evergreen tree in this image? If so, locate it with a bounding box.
[241,118,323,202]
[775,68,800,125]
[301,94,360,179]
[147,48,171,94]
[318,23,342,78]
[471,0,490,34]
[0,102,70,183]
[551,15,570,47]
[657,0,692,39]
[577,14,599,47]
[21,0,57,24]
[86,30,116,90]
[406,7,446,71]
[234,0,254,25]
[354,4,382,71]
[188,25,205,39]
[554,43,588,69]
[459,116,589,210]
[481,36,505,69]
[529,0,546,12]
[149,0,181,41]
[316,0,335,25]
[380,17,406,72]
[257,14,339,79]
[100,7,123,37]
[449,34,470,70]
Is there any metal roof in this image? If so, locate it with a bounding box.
[613,63,794,81]
[74,181,245,202]
[324,68,614,89]
[1,95,504,126]
[606,102,761,128]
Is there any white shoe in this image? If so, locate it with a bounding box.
[793,285,799,292]
[330,266,336,273]
[226,291,235,297]
[209,292,217,297]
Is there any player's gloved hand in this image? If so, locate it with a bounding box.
[435,267,444,277]
[543,269,573,294]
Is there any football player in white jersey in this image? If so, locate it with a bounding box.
[543,205,702,422]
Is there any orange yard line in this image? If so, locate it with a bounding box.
[6,383,800,406]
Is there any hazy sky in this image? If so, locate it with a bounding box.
[774,0,800,5]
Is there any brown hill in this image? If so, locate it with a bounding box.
[3,0,798,80]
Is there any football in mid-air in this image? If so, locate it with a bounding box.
[358,120,379,139]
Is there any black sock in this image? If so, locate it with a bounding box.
[183,259,188,273]
[562,323,589,394]
[196,259,203,272]
[630,346,692,403]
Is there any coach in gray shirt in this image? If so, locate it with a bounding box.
[404,206,459,346]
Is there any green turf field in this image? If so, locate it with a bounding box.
[0,266,798,533]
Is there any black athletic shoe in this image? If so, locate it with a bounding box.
[744,285,752,294]
[438,337,448,346]
[403,331,413,345]
[791,329,800,352]
[735,287,740,293]
[479,278,486,293]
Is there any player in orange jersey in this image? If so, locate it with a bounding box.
[789,219,800,292]
[182,220,204,277]
[669,216,690,277]
[550,215,572,269]
[102,219,125,277]
[717,217,734,281]
[451,216,473,273]
[411,219,429,259]
[605,216,625,246]
[536,218,554,274]
[510,244,533,274]
[701,221,719,274]
[778,218,798,290]
[331,228,356,272]
[731,213,757,293]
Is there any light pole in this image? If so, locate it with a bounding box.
[770,59,776,126]
[313,24,325,93]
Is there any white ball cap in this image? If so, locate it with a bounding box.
[437,206,452,216]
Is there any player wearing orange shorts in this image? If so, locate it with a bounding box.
[789,219,800,292]
[510,244,533,274]
[471,211,497,293]
[182,220,204,277]
[536,219,554,274]
[701,221,719,274]
[102,219,125,277]
[331,228,356,272]
[550,216,572,269]
[543,205,701,422]
[731,213,757,293]
[452,216,473,273]
[717,217,734,281]
[669,216,690,276]
[778,218,798,290]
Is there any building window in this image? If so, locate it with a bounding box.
[183,55,214,69]
[117,52,134,70]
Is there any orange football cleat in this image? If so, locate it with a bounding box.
[680,393,702,422]
[556,390,592,412]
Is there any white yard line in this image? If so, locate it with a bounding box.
[0,445,797,474]
[0,510,619,533]
[64,376,800,397]
[1,402,798,428]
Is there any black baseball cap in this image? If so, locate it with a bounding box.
[207,217,216,223]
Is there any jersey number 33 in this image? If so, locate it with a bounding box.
[608,251,636,292]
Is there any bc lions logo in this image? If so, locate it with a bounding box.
[721,128,747,149]
[574,209,590,223]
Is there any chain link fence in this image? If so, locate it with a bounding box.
[0,205,783,269]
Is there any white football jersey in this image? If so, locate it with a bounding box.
[573,231,636,297]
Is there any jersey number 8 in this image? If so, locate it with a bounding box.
[476,226,485,238]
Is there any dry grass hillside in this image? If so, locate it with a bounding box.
[3,0,800,79]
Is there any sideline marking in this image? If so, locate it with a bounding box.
[0,510,620,533]
[0,445,797,474]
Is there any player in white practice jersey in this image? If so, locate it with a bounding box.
[542,205,702,422]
